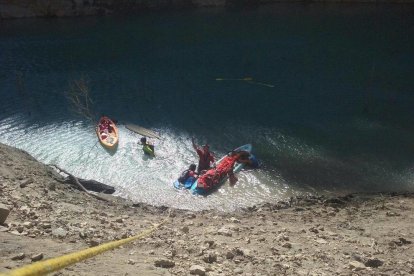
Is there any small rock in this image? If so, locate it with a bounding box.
[217,227,232,237]
[234,268,243,274]
[79,231,87,239]
[349,261,366,271]
[52,227,67,238]
[89,240,100,247]
[16,225,24,233]
[20,178,33,188]
[316,238,328,244]
[181,226,189,233]
[23,221,33,228]
[127,259,137,265]
[205,240,215,248]
[31,253,44,262]
[229,217,240,223]
[0,204,10,224]
[41,223,52,229]
[11,253,25,261]
[189,265,206,275]
[226,251,235,259]
[282,242,292,249]
[154,259,175,268]
[47,182,56,191]
[365,258,384,268]
[202,251,217,263]
[394,237,412,246]
[386,211,400,217]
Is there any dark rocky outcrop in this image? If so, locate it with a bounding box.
[2,0,412,20]
[64,178,116,194]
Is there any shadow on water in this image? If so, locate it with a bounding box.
[142,153,154,161]
[101,143,118,156]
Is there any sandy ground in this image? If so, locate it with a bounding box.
[0,142,413,276]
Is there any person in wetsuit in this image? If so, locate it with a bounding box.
[140,137,155,156]
[191,137,214,174]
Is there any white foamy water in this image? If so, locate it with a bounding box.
[0,116,293,211]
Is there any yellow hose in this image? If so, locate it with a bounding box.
[1,221,165,276]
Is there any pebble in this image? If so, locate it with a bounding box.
[52,227,67,238]
[234,267,244,274]
[189,265,206,275]
[349,261,366,271]
[20,178,33,188]
[282,242,292,249]
[31,253,44,262]
[154,259,175,268]
[127,259,136,265]
[202,251,217,263]
[365,258,384,268]
[316,238,328,244]
[11,253,25,261]
[217,227,232,237]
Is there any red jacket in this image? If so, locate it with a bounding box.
[198,155,238,190]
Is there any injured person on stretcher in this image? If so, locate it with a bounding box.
[196,150,253,191]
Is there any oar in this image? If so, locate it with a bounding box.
[216,77,274,88]
[216,77,253,81]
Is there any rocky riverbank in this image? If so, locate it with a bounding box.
[0,142,413,275]
[1,0,414,19]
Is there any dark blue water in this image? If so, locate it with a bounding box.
[1,4,414,210]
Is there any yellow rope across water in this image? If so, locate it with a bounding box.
[1,221,166,276]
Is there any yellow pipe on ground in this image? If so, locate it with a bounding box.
[1,221,165,276]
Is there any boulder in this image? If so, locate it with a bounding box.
[0,204,10,224]
[64,178,115,194]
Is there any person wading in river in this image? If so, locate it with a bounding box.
[191,137,214,174]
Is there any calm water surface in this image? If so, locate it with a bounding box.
[1,4,414,211]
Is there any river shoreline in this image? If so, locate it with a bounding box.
[1,142,413,275]
[1,1,414,19]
